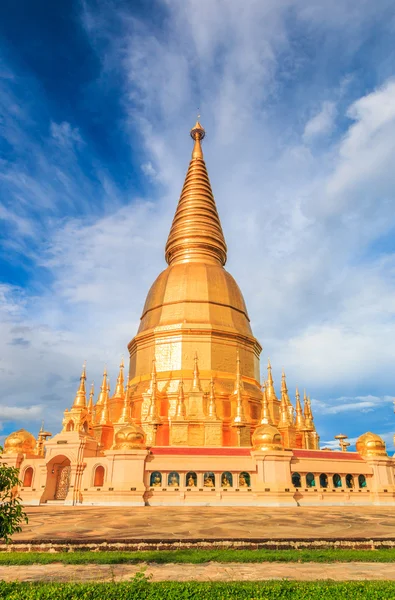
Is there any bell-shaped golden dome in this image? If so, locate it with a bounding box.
[113,424,146,450]
[356,432,387,457]
[252,424,283,451]
[138,262,252,337]
[3,429,36,455]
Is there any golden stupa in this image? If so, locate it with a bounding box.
[2,120,394,507]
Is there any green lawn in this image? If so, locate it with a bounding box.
[1,580,395,599]
[1,547,395,565]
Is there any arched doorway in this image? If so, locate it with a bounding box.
[43,456,72,502]
[55,461,71,500]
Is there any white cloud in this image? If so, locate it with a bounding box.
[0,405,43,421]
[50,121,83,147]
[303,101,336,142]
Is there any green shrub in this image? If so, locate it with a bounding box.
[1,548,395,565]
[0,447,28,544]
[1,580,395,599]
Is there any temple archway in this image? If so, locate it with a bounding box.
[42,455,71,503]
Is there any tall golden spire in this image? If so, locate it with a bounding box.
[165,120,227,266]
[233,353,246,424]
[118,390,132,424]
[192,352,202,392]
[99,389,111,425]
[87,383,94,416]
[279,386,291,427]
[233,348,244,392]
[207,378,218,419]
[281,370,294,422]
[260,381,273,425]
[147,359,160,421]
[72,364,87,409]
[266,359,278,403]
[294,387,305,429]
[304,391,313,429]
[113,358,125,400]
[175,380,186,419]
[96,369,108,407]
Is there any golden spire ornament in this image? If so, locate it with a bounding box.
[294,387,305,429]
[165,119,227,266]
[147,359,160,422]
[207,378,218,419]
[87,383,94,416]
[266,359,278,403]
[72,363,87,409]
[192,352,202,392]
[113,358,125,400]
[175,380,186,419]
[260,381,273,425]
[281,370,294,422]
[118,391,132,424]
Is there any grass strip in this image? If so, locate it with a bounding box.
[1,580,395,599]
[1,548,395,565]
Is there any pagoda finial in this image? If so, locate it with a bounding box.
[147,359,160,421]
[260,381,273,425]
[113,358,125,400]
[165,120,227,266]
[295,387,305,429]
[266,358,278,403]
[94,368,108,422]
[118,387,132,424]
[192,351,202,391]
[207,377,218,419]
[72,363,87,409]
[175,379,186,419]
[281,370,294,421]
[304,392,313,429]
[234,348,244,392]
[87,383,94,416]
[99,389,111,425]
[279,386,291,427]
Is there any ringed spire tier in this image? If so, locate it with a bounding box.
[165,120,227,267]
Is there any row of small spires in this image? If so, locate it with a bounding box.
[67,352,316,431]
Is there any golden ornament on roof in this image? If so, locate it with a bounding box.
[252,424,283,451]
[356,432,387,457]
[113,424,146,450]
[3,429,36,455]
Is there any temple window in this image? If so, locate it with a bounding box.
[333,474,342,488]
[93,465,105,487]
[239,472,250,487]
[22,467,33,487]
[168,472,180,487]
[346,474,354,489]
[150,471,162,487]
[292,473,301,488]
[66,421,74,432]
[306,473,316,487]
[221,472,233,487]
[320,473,328,488]
[186,472,197,487]
[358,474,367,488]
[203,472,215,488]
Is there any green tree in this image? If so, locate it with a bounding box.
[0,447,28,543]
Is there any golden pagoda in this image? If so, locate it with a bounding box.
[2,120,394,507]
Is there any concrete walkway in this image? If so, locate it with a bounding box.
[1,562,395,582]
[13,505,395,542]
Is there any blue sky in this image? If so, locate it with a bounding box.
[1,0,395,451]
